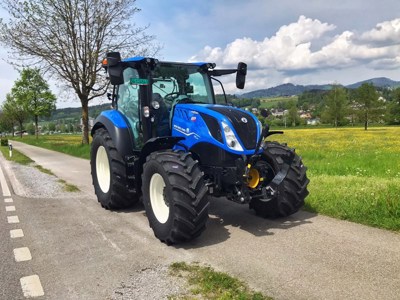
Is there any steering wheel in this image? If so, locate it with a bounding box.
[164,92,180,103]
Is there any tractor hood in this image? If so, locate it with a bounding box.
[171,103,261,155]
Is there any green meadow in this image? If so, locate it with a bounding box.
[273,126,400,231]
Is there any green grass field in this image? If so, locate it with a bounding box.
[12,134,91,159]
[10,126,400,231]
[259,96,297,109]
[272,127,400,231]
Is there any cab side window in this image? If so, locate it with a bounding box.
[117,68,141,147]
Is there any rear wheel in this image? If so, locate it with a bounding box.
[91,128,139,209]
[142,150,209,244]
[249,141,309,218]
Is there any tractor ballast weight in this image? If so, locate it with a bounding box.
[90,52,309,244]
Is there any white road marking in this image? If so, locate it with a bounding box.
[14,247,32,262]
[0,165,11,196]
[10,229,24,238]
[6,205,16,212]
[7,215,20,223]
[89,220,122,252]
[20,275,45,298]
[4,197,13,203]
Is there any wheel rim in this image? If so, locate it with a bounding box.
[96,146,110,193]
[149,173,169,224]
[247,168,260,188]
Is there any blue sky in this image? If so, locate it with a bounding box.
[1,0,400,107]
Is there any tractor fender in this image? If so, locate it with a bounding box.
[91,110,136,162]
[139,136,185,163]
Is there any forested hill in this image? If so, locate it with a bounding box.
[240,77,400,99]
[50,103,110,121]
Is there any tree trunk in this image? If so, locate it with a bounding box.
[364,111,368,130]
[19,121,23,138]
[35,115,39,139]
[81,99,90,144]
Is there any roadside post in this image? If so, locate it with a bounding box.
[8,143,12,158]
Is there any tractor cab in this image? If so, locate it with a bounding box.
[102,52,247,148]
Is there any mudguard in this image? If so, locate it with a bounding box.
[91,110,136,161]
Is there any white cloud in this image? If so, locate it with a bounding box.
[191,16,336,71]
[359,18,400,45]
[190,15,400,92]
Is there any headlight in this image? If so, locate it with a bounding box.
[221,122,243,151]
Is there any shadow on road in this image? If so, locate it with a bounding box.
[109,196,315,249]
[182,197,316,249]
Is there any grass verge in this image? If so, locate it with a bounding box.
[11,134,91,159]
[0,146,34,165]
[57,179,80,192]
[169,262,271,300]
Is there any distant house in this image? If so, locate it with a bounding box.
[307,118,320,125]
[271,109,287,117]
[300,112,312,119]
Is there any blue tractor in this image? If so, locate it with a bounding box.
[91,52,309,244]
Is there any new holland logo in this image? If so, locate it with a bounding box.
[241,117,248,123]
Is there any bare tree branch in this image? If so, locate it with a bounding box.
[0,0,160,143]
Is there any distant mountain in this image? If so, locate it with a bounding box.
[239,77,400,99]
[345,77,400,89]
[240,83,333,98]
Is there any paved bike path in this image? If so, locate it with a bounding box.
[10,141,95,197]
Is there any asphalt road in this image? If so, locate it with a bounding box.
[2,140,400,300]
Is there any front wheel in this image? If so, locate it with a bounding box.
[249,141,309,218]
[142,150,209,244]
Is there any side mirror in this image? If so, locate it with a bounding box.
[106,52,124,85]
[236,62,247,89]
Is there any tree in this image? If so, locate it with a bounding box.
[287,101,300,127]
[322,85,348,127]
[48,122,56,132]
[354,83,382,130]
[0,110,15,135]
[26,123,35,135]
[2,93,29,137]
[0,0,158,144]
[386,87,400,125]
[11,68,56,138]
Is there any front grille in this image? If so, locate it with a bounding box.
[200,113,223,143]
[208,107,257,150]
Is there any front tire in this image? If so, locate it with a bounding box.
[142,151,209,244]
[91,128,139,209]
[249,141,309,218]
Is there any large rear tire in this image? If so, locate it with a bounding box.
[91,128,139,209]
[249,141,309,218]
[142,150,209,244]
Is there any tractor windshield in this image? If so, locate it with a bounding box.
[152,63,214,104]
